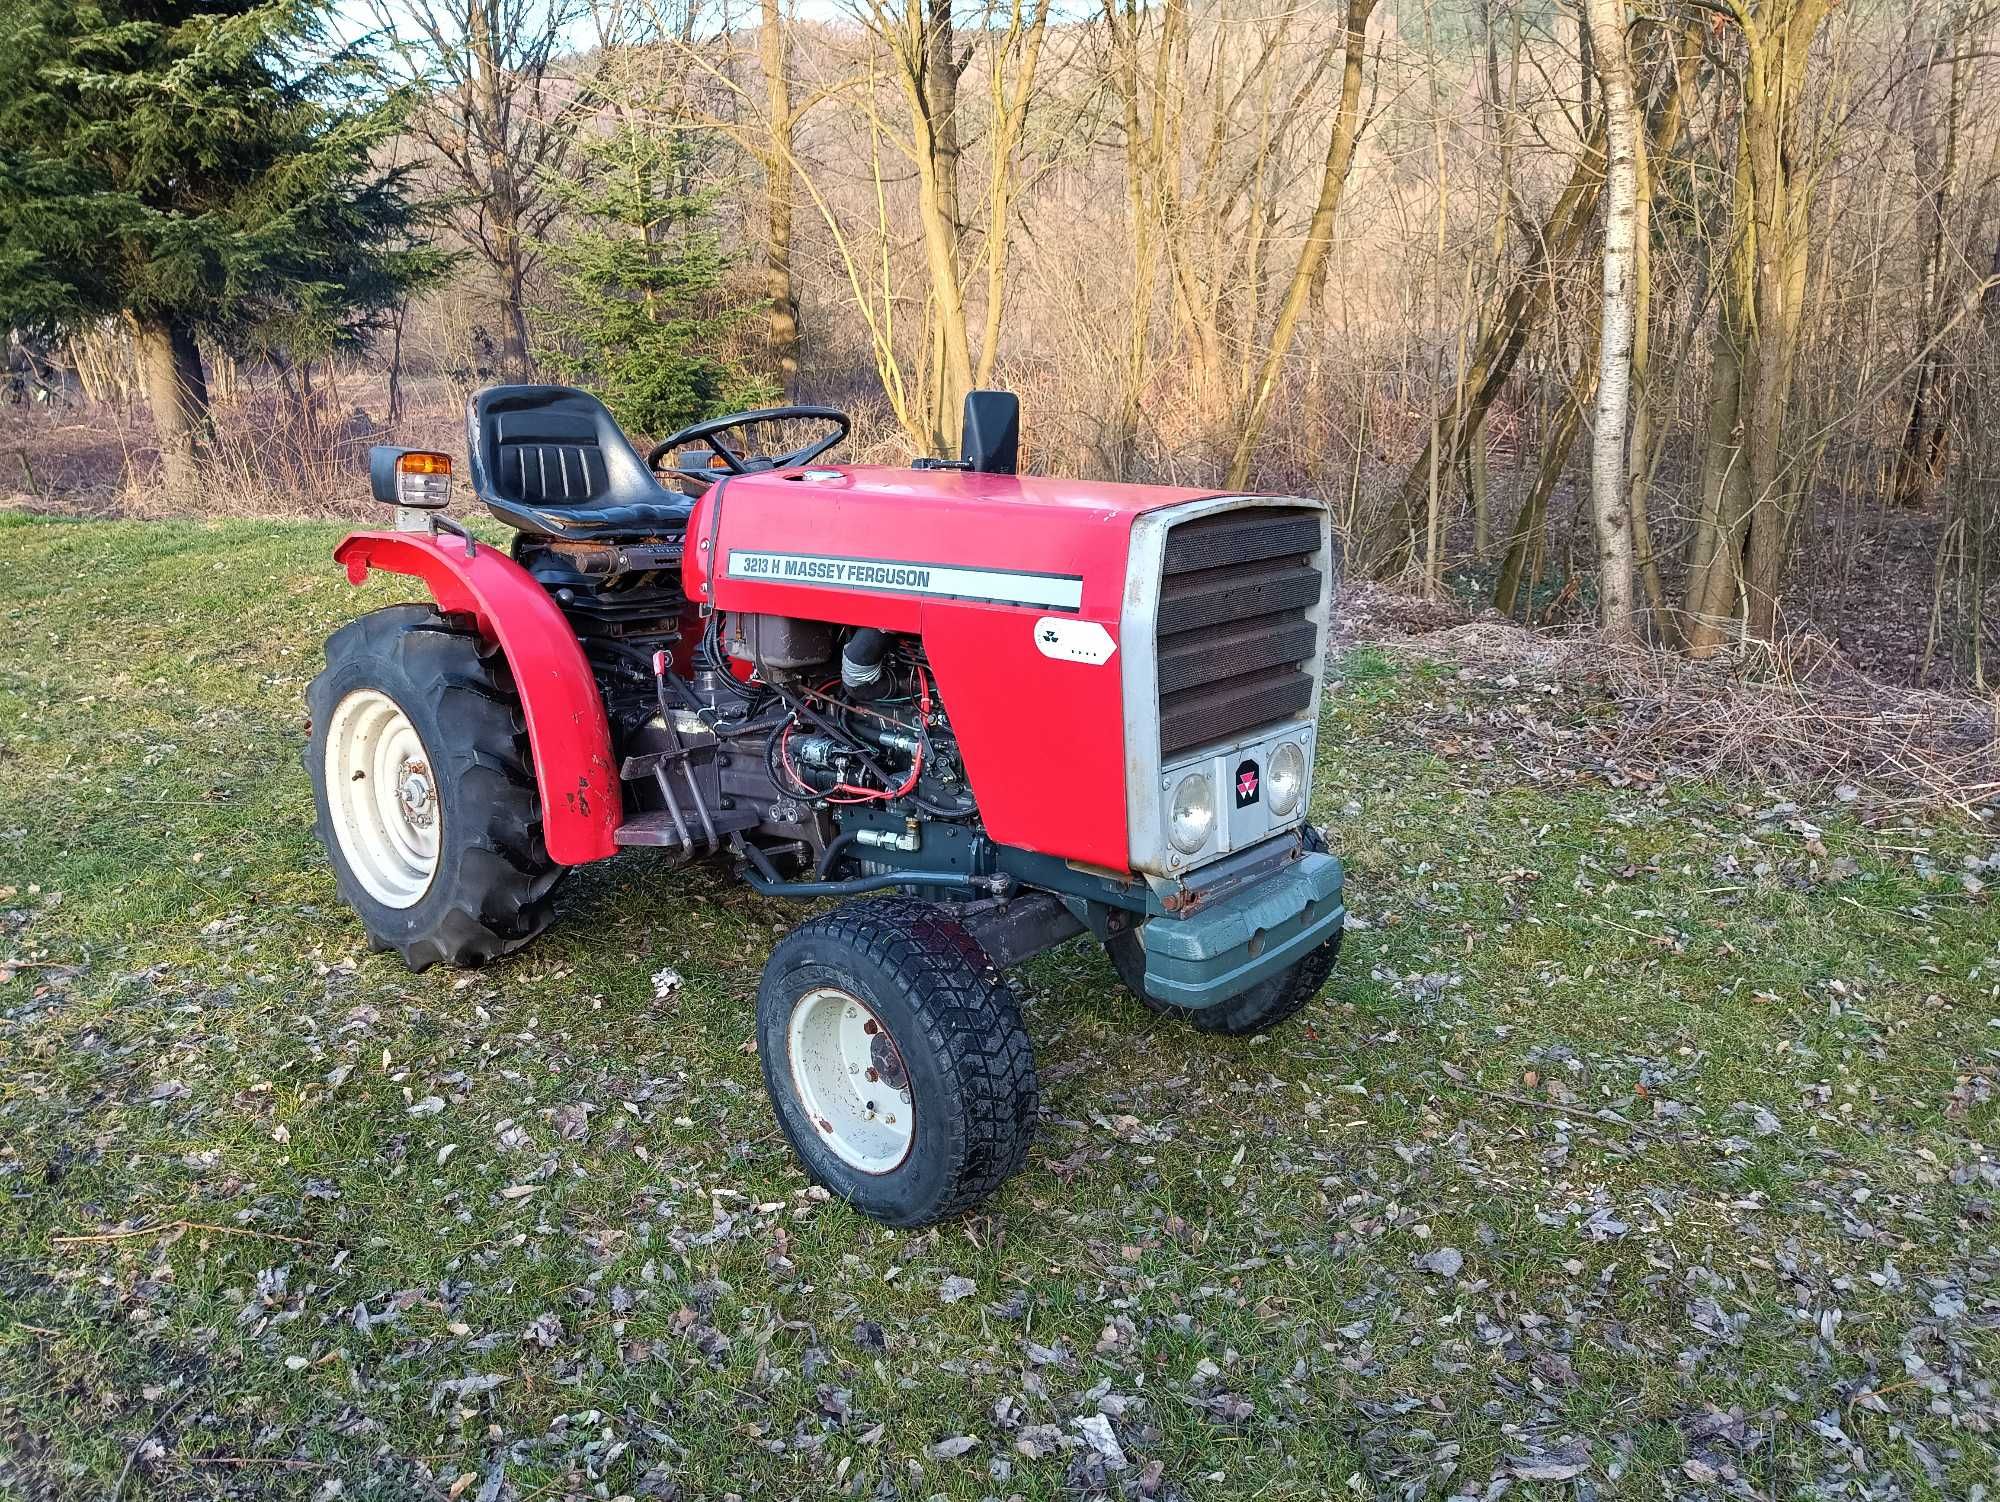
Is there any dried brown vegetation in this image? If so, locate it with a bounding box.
[1354,584,2000,810]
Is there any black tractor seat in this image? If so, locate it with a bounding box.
[466,385,694,539]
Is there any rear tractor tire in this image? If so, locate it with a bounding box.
[757,898,1039,1227]
[306,605,561,970]
[1110,826,1343,1037]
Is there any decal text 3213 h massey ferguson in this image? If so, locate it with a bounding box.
[726,549,1082,611]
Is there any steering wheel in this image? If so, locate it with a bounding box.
[647,405,851,476]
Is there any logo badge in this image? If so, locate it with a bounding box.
[1032,617,1117,664]
[1235,759,1260,808]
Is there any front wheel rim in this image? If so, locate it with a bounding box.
[324,688,440,909]
[786,987,915,1174]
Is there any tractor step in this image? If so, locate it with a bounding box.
[612,808,759,850]
[613,813,693,848]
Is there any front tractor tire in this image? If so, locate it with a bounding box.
[757,899,1039,1227]
[306,605,561,970]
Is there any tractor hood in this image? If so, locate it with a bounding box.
[684,466,1221,622]
[684,466,1329,878]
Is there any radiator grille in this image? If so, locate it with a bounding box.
[1156,507,1322,758]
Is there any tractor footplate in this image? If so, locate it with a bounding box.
[613,803,759,850]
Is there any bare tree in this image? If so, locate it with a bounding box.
[369,0,595,375]
[973,0,1054,387]
[1892,1,1975,503]
[760,0,803,395]
[1099,0,1159,477]
[1683,0,1841,655]
[859,0,974,447]
[1222,0,1377,490]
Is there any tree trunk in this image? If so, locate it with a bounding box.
[1223,0,1377,490]
[387,301,408,426]
[1683,275,1752,655]
[899,0,971,450]
[495,247,531,377]
[1892,8,1969,504]
[1737,6,1828,641]
[761,0,801,397]
[471,0,531,378]
[1495,340,1595,617]
[1104,0,1154,478]
[1469,419,1490,557]
[925,0,964,258]
[1585,0,1638,639]
[1624,71,1666,619]
[915,143,972,452]
[131,312,211,501]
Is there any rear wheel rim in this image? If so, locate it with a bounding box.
[786,987,914,1174]
[325,689,440,909]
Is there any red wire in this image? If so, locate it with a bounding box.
[778,665,934,805]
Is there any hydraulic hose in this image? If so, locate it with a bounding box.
[735,835,981,899]
[815,830,862,879]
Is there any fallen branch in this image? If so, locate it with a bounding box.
[50,1219,328,1250]
[1445,1081,1663,1135]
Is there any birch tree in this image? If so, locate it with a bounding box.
[1586,0,1639,638]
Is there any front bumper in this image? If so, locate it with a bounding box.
[1139,850,1346,1009]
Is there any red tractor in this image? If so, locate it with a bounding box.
[307,387,1345,1225]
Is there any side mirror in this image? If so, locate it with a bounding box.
[370,446,453,519]
[960,390,1020,475]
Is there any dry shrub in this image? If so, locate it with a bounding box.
[1347,582,1999,812]
[1334,577,1481,646]
[102,370,463,520]
[1593,631,1999,813]
[118,392,376,520]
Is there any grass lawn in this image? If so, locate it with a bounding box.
[0,513,1995,1501]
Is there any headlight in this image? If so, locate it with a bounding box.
[1267,740,1306,817]
[1167,771,1215,854]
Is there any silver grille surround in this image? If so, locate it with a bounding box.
[1121,495,1334,880]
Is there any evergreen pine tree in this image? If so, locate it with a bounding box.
[535,123,775,438]
[0,0,445,496]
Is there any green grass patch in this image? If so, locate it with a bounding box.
[1,517,1995,1499]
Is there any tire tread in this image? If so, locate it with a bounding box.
[306,605,560,970]
[764,898,1038,1224]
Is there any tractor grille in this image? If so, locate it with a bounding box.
[1155,507,1322,758]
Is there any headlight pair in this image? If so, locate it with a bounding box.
[1166,737,1308,856]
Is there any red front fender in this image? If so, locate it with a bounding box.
[332,530,621,865]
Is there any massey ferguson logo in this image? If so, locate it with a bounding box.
[1235,759,1260,808]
